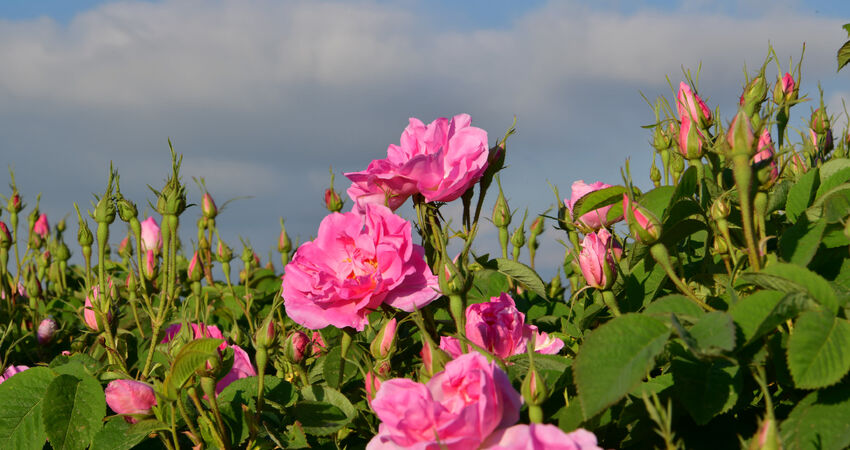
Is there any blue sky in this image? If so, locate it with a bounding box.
[0,0,847,277]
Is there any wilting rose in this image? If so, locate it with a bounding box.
[282,204,439,331]
[345,114,489,211]
[578,228,620,290]
[439,293,564,359]
[564,181,622,230]
[0,365,29,384]
[480,424,602,450]
[105,379,157,423]
[368,352,522,450]
[140,216,162,252]
[33,213,49,238]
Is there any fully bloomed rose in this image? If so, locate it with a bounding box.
[282,204,439,331]
[439,293,564,359]
[368,352,522,450]
[345,114,489,211]
[565,181,622,230]
[105,379,157,423]
[480,424,602,450]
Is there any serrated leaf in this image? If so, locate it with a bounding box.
[779,217,826,266]
[217,376,295,445]
[729,290,785,343]
[90,419,167,450]
[164,338,223,398]
[786,168,819,222]
[571,185,627,222]
[807,184,850,224]
[0,366,55,450]
[762,263,839,314]
[689,311,736,353]
[295,386,355,436]
[42,374,106,450]
[574,314,670,419]
[818,160,850,195]
[322,346,359,389]
[672,356,741,425]
[839,40,850,72]
[787,311,850,389]
[781,381,850,449]
[489,259,547,300]
[643,294,705,323]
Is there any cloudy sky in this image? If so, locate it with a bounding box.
[0,0,848,277]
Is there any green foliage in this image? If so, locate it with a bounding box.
[787,311,850,389]
[0,367,54,450]
[42,374,106,450]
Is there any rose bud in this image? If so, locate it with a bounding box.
[140,216,162,253]
[37,317,57,345]
[370,317,398,360]
[202,192,218,220]
[105,379,157,423]
[283,331,310,364]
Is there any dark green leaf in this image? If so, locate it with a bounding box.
[489,259,547,300]
[672,356,741,425]
[629,373,673,397]
[91,419,167,450]
[322,346,359,389]
[42,374,106,450]
[762,263,839,314]
[787,311,850,389]
[671,166,698,201]
[640,186,676,220]
[574,314,670,419]
[839,40,850,72]
[217,376,296,444]
[164,338,223,399]
[781,381,850,449]
[0,366,55,450]
[295,386,355,436]
[779,217,826,266]
[767,180,791,214]
[729,290,785,344]
[786,168,820,222]
[643,294,705,323]
[689,311,736,353]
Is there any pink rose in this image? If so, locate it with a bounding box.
[33,213,49,238]
[105,379,157,423]
[677,82,712,128]
[140,216,162,252]
[84,281,114,331]
[161,322,226,350]
[368,352,522,450]
[565,181,622,230]
[282,204,439,331]
[37,318,57,345]
[480,424,602,450]
[578,228,620,290]
[215,344,256,394]
[0,365,29,384]
[187,250,201,280]
[677,114,705,159]
[345,114,489,211]
[623,194,660,244]
[754,129,779,183]
[439,293,564,359]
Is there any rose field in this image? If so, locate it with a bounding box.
[2,19,850,450]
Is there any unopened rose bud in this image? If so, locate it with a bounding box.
[216,240,233,263]
[811,108,830,135]
[741,76,767,115]
[492,185,511,229]
[727,110,756,156]
[283,331,310,364]
[202,193,218,220]
[37,317,57,345]
[118,236,131,258]
[115,195,138,223]
[773,72,797,104]
[370,318,398,360]
[521,363,548,407]
[187,250,203,282]
[711,197,731,221]
[33,213,49,239]
[140,217,162,253]
[142,249,157,280]
[419,339,450,379]
[0,221,10,250]
[653,124,673,151]
[105,380,157,424]
[365,371,383,406]
[677,82,712,128]
[254,315,276,350]
[324,188,344,213]
[8,193,22,214]
[623,194,661,244]
[678,115,705,159]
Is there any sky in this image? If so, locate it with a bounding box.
[0,0,848,279]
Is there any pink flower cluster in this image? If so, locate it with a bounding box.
[345,114,489,211]
[161,322,256,394]
[368,352,600,450]
[282,204,439,331]
[439,293,564,360]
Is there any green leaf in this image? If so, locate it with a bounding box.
[489,259,547,300]
[672,356,741,425]
[817,160,850,195]
[807,184,850,224]
[839,40,850,72]
[217,376,296,445]
[671,166,698,201]
[762,263,839,314]
[786,168,819,222]
[767,180,791,214]
[506,353,572,388]
[781,381,850,449]
[689,311,736,353]
[729,290,785,344]
[468,269,510,304]
[0,366,55,450]
[844,23,850,37]
[90,419,167,450]
[643,294,705,323]
[42,374,105,450]
[629,372,674,397]
[779,217,826,266]
[322,346,359,389]
[164,337,223,399]
[574,314,670,419]
[295,386,355,436]
[640,186,676,220]
[571,185,627,222]
[787,311,850,389]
